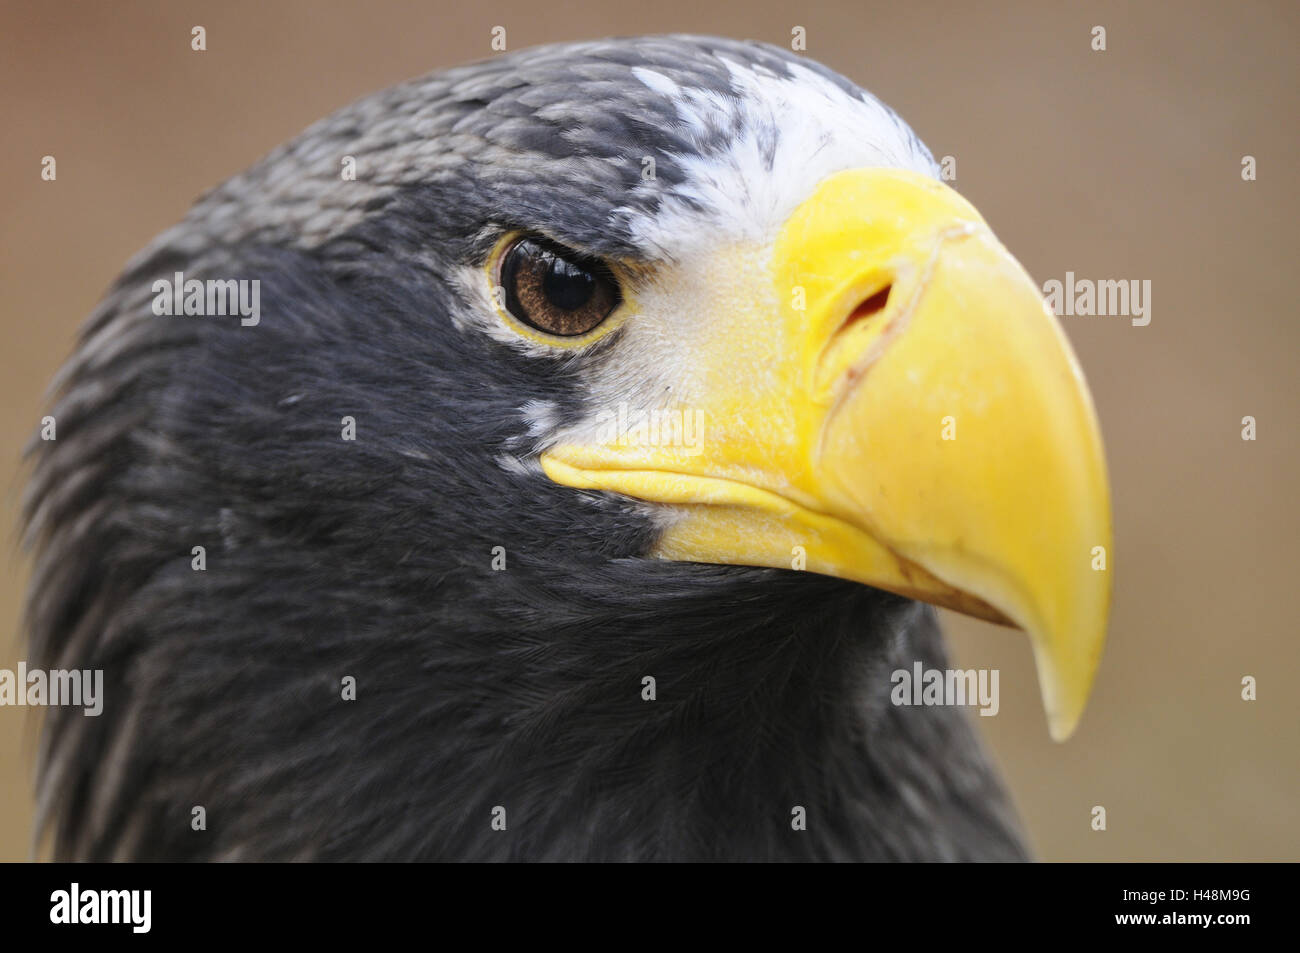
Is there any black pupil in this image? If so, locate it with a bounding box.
[543,255,595,311]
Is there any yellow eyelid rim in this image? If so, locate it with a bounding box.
[484,232,636,350]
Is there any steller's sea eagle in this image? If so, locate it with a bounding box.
[23,35,1111,861]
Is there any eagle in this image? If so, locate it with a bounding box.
[23,35,1111,861]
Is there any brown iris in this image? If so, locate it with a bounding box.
[499,237,621,337]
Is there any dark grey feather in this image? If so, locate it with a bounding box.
[23,34,1024,861]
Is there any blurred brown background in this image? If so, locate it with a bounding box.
[1,0,1296,861]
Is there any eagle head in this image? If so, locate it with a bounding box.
[24,35,1110,861]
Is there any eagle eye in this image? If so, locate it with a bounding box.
[499,237,621,337]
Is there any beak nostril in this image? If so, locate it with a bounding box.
[846,284,892,329]
[816,281,899,401]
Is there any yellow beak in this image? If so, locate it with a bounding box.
[541,167,1112,740]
